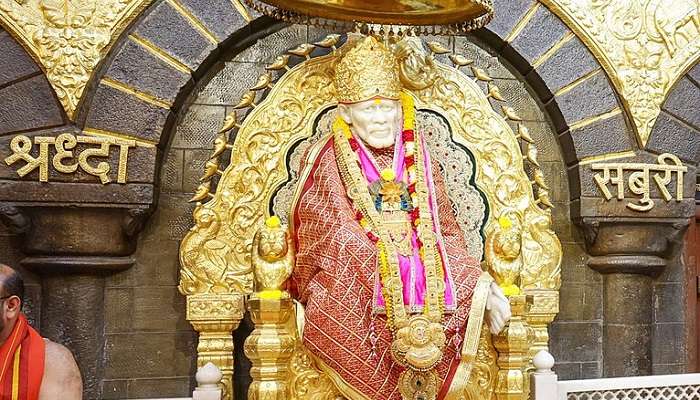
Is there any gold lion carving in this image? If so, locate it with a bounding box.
[251,218,295,297]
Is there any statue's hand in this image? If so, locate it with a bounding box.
[485,282,511,335]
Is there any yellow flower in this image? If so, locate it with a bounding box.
[380,168,396,182]
[500,284,521,297]
[258,289,283,299]
[498,215,513,229]
[333,116,352,139]
[400,92,416,130]
[265,215,281,228]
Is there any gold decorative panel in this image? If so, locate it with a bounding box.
[0,0,154,119]
[540,0,700,146]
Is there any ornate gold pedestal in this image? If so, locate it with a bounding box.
[186,294,245,400]
[493,295,533,400]
[244,296,297,399]
[524,290,559,364]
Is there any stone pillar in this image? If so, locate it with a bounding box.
[10,206,149,399]
[580,217,687,377]
[36,273,106,395]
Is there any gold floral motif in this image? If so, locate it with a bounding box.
[186,293,245,321]
[541,0,700,146]
[186,293,244,400]
[520,212,561,290]
[180,54,337,298]
[179,203,253,295]
[288,346,344,400]
[462,324,498,400]
[0,0,153,119]
[398,369,439,400]
[334,35,402,103]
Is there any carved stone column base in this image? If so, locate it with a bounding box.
[588,255,666,277]
[578,217,689,377]
[9,205,151,399]
[22,255,135,273]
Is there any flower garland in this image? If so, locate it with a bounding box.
[332,92,446,331]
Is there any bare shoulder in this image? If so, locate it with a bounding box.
[39,339,82,400]
[44,340,77,366]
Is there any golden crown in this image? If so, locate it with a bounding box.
[334,36,402,103]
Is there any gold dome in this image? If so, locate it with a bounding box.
[243,0,493,33]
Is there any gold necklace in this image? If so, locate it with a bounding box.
[332,95,447,380]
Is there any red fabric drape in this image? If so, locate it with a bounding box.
[292,138,482,399]
[0,314,45,400]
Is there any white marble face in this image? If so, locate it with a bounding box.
[338,97,402,149]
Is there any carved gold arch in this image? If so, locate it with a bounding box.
[0,0,253,120]
[540,0,700,146]
[0,0,156,119]
[179,33,562,399]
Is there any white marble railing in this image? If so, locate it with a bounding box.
[125,363,222,400]
[531,351,700,400]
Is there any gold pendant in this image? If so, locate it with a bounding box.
[398,369,439,400]
[390,315,446,371]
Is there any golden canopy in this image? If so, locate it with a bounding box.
[242,0,494,33]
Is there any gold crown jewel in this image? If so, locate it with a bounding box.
[334,36,402,104]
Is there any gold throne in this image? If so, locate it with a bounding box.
[178,34,562,400]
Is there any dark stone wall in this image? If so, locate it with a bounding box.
[0,26,62,329]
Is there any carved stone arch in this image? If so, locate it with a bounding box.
[0,28,66,137]
[647,61,700,164]
[472,3,636,196]
[77,8,282,205]
[471,1,696,218]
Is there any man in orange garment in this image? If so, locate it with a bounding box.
[0,264,82,400]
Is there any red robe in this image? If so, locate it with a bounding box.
[0,314,45,400]
[291,137,483,399]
